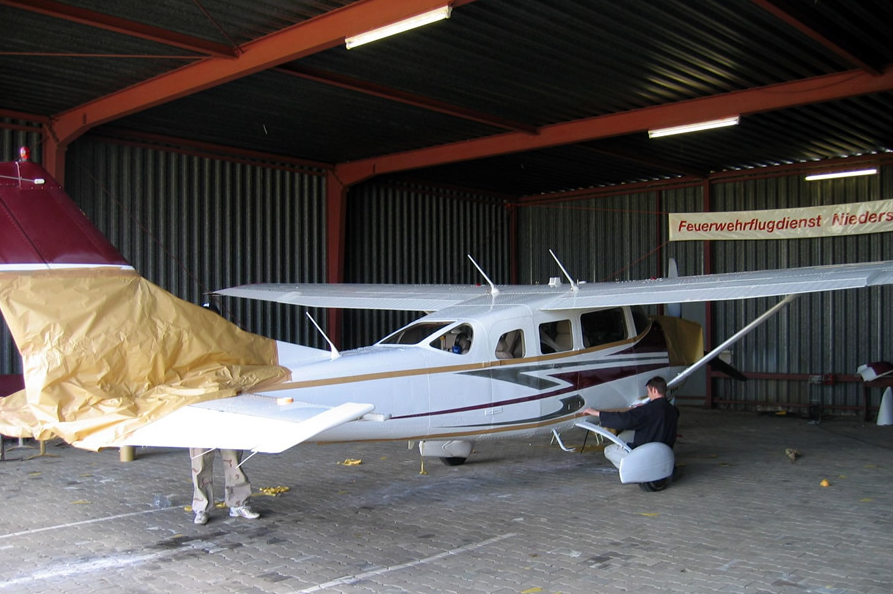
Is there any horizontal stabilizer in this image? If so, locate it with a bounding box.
[123,397,374,453]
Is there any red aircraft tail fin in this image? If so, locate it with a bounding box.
[0,156,129,270]
[0,152,289,450]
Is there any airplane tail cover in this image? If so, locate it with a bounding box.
[0,159,289,450]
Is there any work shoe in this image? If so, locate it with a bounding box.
[229,505,260,519]
[194,511,209,525]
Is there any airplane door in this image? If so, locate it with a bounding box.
[487,318,532,430]
[420,322,491,438]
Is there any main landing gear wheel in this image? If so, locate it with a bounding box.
[638,465,678,492]
[440,456,467,466]
[638,478,669,492]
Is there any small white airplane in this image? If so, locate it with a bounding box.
[2,154,893,490]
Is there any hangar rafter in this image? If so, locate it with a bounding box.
[0,0,238,58]
[335,65,893,185]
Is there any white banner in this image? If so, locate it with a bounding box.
[669,199,893,241]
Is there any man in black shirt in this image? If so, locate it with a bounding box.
[581,376,678,468]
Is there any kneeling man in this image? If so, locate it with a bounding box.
[581,376,678,468]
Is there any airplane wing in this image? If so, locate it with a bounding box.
[541,260,893,310]
[216,261,893,312]
[123,396,374,453]
[215,283,491,311]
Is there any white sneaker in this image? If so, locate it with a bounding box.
[229,505,260,519]
[194,511,208,525]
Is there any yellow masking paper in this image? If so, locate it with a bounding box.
[0,269,288,450]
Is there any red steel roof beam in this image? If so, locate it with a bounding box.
[0,108,49,125]
[46,0,475,148]
[336,65,893,185]
[749,0,883,76]
[276,64,537,134]
[98,128,331,171]
[0,0,238,59]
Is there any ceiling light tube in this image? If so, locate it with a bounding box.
[648,116,740,138]
[345,5,452,49]
[804,168,877,181]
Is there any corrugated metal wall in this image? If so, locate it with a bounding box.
[518,191,665,284]
[343,182,511,348]
[517,186,705,286]
[1,119,42,377]
[518,170,892,414]
[710,169,893,412]
[65,136,329,348]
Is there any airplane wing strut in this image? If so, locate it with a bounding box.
[668,294,798,389]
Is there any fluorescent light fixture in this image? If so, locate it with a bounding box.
[804,168,877,181]
[345,5,452,49]
[648,116,740,138]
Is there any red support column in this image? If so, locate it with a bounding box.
[655,189,664,310]
[703,179,714,409]
[325,171,348,347]
[41,129,67,187]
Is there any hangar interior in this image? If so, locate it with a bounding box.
[1,0,892,415]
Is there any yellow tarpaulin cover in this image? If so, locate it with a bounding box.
[0,269,288,450]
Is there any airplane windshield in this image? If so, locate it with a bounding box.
[380,322,452,345]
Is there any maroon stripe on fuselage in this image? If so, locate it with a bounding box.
[390,321,671,421]
[391,362,667,420]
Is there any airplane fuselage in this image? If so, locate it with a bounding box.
[263,294,688,444]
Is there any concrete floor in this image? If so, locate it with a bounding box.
[1,407,891,594]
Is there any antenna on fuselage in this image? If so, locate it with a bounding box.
[467,254,499,296]
[549,249,579,292]
[305,312,341,360]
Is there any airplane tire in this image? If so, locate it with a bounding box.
[638,478,669,492]
[638,465,678,492]
[440,456,467,466]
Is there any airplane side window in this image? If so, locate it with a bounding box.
[539,320,572,354]
[495,329,525,359]
[581,309,627,347]
[381,321,451,345]
[431,324,474,354]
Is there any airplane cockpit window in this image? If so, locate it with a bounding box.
[429,324,474,354]
[631,306,651,335]
[539,320,572,354]
[495,329,525,359]
[380,321,452,345]
[581,308,627,347]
